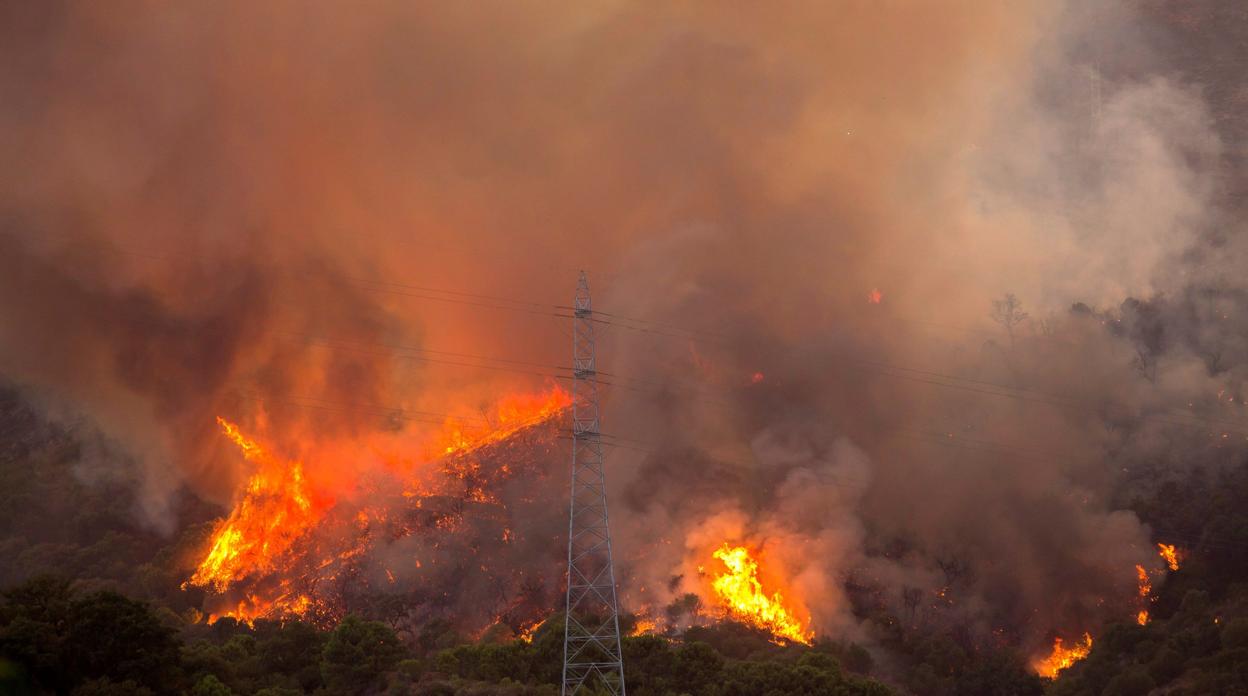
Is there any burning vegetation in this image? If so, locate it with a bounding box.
[708,543,813,645]
[1158,543,1182,572]
[1029,542,1186,676]
[1033,632,1094,679]
[186,386,572,628]
[189,418,318,594]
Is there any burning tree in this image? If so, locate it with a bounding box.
[185,387,574,637]
[707,543,813,645]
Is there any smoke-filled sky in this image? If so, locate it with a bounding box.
[2,0,1245,656]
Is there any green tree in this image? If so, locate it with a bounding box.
[256,620,326,691]
[950,650,1043,696]
[0,578,182,693]
[672,641,724,694]
[71,677,156,696]
[191,674,234,696]
[0,576,74,691]
[321,615,406,694]
[64,590,183,692]
[1101,666,1154,696]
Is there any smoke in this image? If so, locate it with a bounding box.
[1,0,1244,659]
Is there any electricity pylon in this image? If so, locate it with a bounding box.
[562,271,626,696]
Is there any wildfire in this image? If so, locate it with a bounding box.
[436,387,571,457]
[1033,633,1093,678]
[867,288,883,304]
[516,618,546,643]
[710,543,813,645]
[631,617,657,636]
[187,386,572,625]
[188,418,321,594]
[1136,564,1151,598]
[1158,543,1182,572]
[1135,563,1153,625]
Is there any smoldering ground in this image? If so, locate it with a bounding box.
[1,0,1245,659]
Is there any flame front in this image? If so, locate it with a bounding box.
[436,388,571,457]
[1034,633,1093,678]
[710,543,813,644]
[189,418,321,594]
[187,386,571,625]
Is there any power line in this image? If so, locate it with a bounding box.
[590,431,1248,553]
[90,285,1248,440]
[335,274,560,312]
[13,231,1248,450]
[231,392,486,429]
[274,330,571,376]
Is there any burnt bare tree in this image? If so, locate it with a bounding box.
[937,553,972,589]
[902,586,923,624]
[990,293,1029,346]
[1118,298,1165,384]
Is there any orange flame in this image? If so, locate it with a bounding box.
[188,386,571,625]
[710,543,812,644]
[1134,564,1153,625]
[631,617,657,636]
[1158,543,1181,572]
[867,288,882,304]
[516,618,545,643]
[1033,633,1093,678]
[436,387,571,457]
[1136,564,1151,598]
[188,418,321,594]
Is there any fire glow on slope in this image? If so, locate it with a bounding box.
[710,543,813,645]
[1034,633,1093,678]
[1036,543,1184,675]
[186,386,571,624]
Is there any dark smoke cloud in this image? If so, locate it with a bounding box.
[1,0,1245,660]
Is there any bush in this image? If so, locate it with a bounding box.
[191,674,234,696]
[321,616,406,695]
[1221,618,1248,650]
[1101,666,1155,696]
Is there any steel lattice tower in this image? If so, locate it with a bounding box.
[561,271,626,696]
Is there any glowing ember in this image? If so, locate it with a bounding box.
[750,371,765,384]
[1033,633,1093,678]
[867,288,882,304]
[1158,543,1181,572]
[710,543,812,644]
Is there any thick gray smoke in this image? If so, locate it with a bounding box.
[1,0,1244,659]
